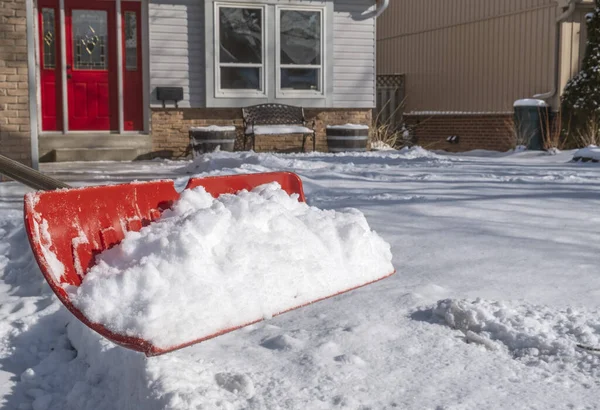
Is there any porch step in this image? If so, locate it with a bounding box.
[39,133,153,162]
[51,148,148,162]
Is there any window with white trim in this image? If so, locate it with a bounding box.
[277,8,323,95]
[216,5,265,95]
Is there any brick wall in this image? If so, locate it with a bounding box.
[150,108,372,157]
[405,114,515,152]
[0,0,31,166]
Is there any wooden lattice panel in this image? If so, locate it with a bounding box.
[377,74,405,89]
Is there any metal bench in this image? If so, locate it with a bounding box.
[242,103,316,152]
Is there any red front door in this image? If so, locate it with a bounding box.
[38,0,144,132]
[65,0,117,131]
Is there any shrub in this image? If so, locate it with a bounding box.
[561,0,600,140]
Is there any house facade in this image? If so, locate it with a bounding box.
[0,0,387,167]
[377,0,594,152]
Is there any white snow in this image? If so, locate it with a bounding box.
[431,299,600,375]
[326,124,369,130]
[246,125,313,135]
[406,110,513,115]
[513,98,548,107]
[573,145,600,162]
[69,183,393,349]
[370,140,396,151]
[1,147,600,409]
[189,125,236,132]
[37,219,65,283]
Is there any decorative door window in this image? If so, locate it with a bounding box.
[72,10,108,70]
[217,6,264,91]
[42,8,56,69]
[124,11,137,71]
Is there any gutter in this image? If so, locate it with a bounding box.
[533,0,577,101]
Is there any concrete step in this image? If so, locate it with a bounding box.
[39,133,153,162]
[51,147,149,162]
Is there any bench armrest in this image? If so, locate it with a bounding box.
[301,112,315,131]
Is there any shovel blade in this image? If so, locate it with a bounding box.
[23,172,393,356]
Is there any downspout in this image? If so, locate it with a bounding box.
[26,0,39,169]
[533,1,577,101]
[354,0,388,21]
[373,0,389,18]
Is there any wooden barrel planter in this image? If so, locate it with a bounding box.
[189,126,236,155]
[326,124,370,153]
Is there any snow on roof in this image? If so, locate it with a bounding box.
[513,99,548,108]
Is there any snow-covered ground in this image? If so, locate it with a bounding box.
[1,147,600,409]
[573,145,600,162]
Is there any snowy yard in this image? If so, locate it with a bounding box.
[1,147,600,409]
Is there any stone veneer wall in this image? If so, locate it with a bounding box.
[0,0,31,167]
[405,114,516,152]
[150,108,373,158]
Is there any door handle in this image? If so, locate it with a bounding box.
[67,74,72,79]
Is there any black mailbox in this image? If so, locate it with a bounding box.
[156,87,184,108]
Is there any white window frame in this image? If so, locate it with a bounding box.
[275,5,325,99]
[214,3,267,98]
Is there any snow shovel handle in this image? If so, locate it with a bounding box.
[0,153,71,191]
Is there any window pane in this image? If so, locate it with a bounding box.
[221,67,260,90]
[72,10,108,70]
[42,8,56,69]
[124,11,137,71]
[280,10,321,65]
[281,68,319,91]
[219,7,262,64]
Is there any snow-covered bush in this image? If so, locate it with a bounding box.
[370,122,404,149]
[573,117,600,147]
[561,0,600,144]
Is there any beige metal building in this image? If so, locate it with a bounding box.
[376,0,595,151]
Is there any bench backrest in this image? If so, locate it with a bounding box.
[242,104,305,126]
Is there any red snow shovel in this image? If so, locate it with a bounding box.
[0,154,394,356]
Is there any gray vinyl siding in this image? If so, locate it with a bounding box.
[149,0,205,108]
[149,0,377,109]
[333,0,376,108]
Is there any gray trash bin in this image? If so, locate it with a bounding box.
[513,99,549,151]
